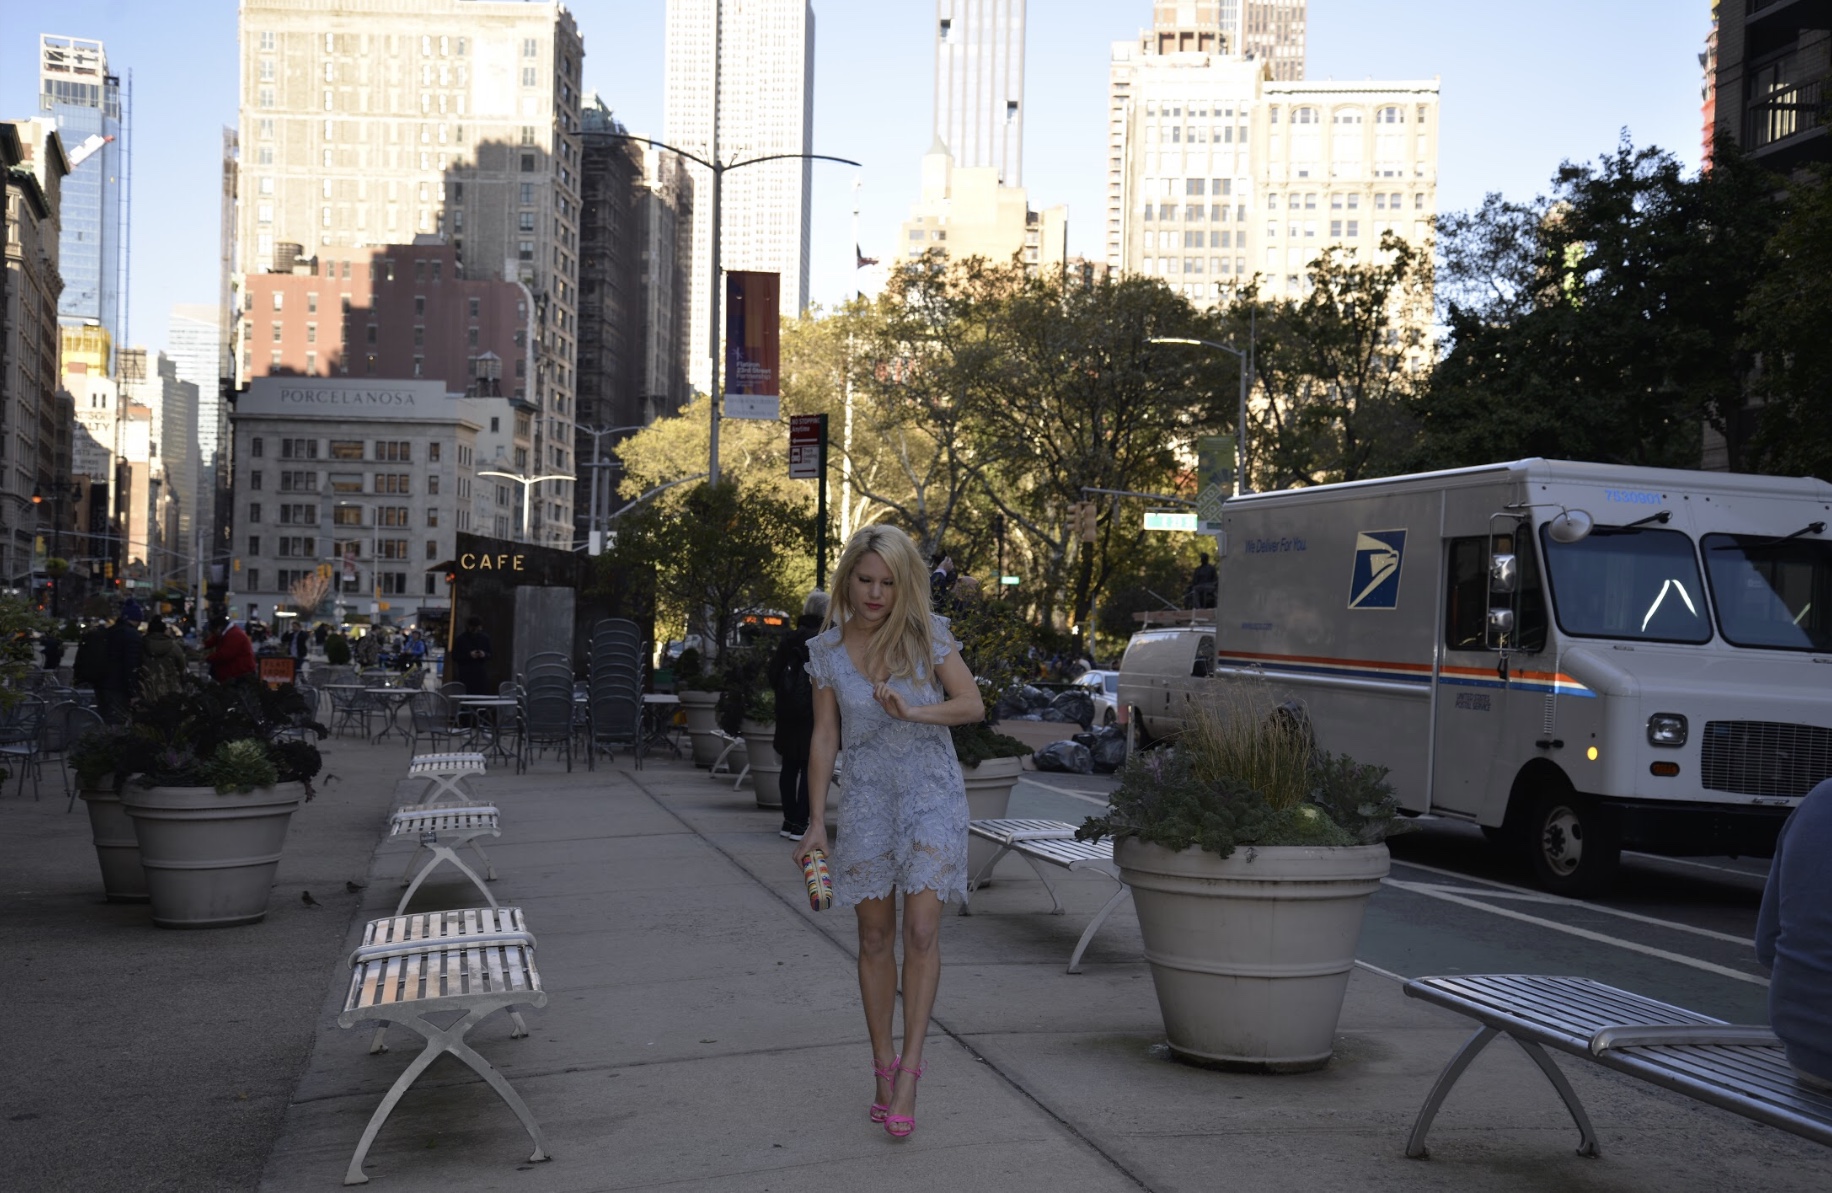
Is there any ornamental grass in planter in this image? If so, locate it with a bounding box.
[1078,689,1408,1071]
[94,674,328,928]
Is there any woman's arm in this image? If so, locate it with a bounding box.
[874,646,985,727]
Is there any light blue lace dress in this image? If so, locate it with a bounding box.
[806,613,969,907]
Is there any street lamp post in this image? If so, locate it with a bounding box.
[576,424,649,554]
[478,470,578,545]
[603,131,860,486]
[1149,334,1253,497]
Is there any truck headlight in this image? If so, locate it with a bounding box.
[1647,713,1688,747]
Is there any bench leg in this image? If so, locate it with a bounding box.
[467,838,497,882]
[1020,853,1066,915]
[393,845,500,916]
[1406,1027,1601,1160]
[960,845,1015,916]
[1406,1025,1499,1158]
[1067,884,1132,975]
[1511,1038,1601,1158]
[344,1005,548,1185]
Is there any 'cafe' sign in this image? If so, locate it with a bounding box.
[458,552,526,572]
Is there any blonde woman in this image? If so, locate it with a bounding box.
[794,524,985,1139]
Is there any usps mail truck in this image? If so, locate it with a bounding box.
[1118,459,1832,894]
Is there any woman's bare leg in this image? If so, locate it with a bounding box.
[889,888,944,1119]
[855,896,899,1108]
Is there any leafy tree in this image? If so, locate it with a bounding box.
[1417,143,1781,471]
[1229,234,1431,488]
[1743,167,1832,481]
[601,478,811,661]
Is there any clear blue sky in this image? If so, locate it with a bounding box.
[3,1,1709,359]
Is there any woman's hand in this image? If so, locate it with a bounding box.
[872,680,913,722]
[794,824,830,866]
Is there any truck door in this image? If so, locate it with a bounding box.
[1432,529,1547,820]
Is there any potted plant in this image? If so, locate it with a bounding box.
[673,648,728,768]
[1077,690,1406,1071]
[71,725,147,903]
[943,594,1044,878]
[952,719,1036,878]
[106,675,327,928]
[739,686,783,809]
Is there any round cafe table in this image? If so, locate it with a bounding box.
[455,695,519,763]
[366,687,417,746]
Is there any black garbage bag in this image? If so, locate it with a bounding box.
[1034,739,1094,774]
[1049,688,1095,729]
[1039,706,1081,723]
[1087,725,1128,773]
[992,684,1052,722]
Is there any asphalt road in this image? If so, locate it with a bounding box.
[1007,773,1774,1025]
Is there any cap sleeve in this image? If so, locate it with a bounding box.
[930,613,961,667]
[805,628,840,690]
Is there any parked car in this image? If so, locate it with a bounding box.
[1073,669,1123,725]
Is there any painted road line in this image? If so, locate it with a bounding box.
[1382,877,1769,987]
[1016,778,1112,806]
[1390,858,1755,947]
[1625,852,1770,881]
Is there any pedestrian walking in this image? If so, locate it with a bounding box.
[792,524,986,1139]
[140,613,188,693]
[928,552,955,609]
[97,600,146,723]
[40,630,64,672]
[290,624,310,667]
[1757,777,1832,1092]
[768,590,828,840]
[451,617,493,693]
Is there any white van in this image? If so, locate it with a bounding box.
[1118,459,1832,894]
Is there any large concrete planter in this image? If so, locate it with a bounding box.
[1116,838,1389,1072]
[962,755,1024,880]
[741,718,783,808]
[121,782,306,928]
[79,786,148,903]
[679,690,724,767]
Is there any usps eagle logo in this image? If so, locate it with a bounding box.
[1348,530,1407,610]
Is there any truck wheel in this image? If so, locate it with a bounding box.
[1129,706,1157,751]
[1102,707,1117,727]
[1522,788,1619,897]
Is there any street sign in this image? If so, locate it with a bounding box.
[1143,510,1198,532]
[1196,435,1235,533]
[999,575,1021,586]
[788,414,824,480]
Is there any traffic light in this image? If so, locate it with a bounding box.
[102,561,113,580]
[1074,501,1098,543]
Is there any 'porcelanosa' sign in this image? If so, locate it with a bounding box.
[238,376,449,418]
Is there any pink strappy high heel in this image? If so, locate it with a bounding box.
[869,1056,898,1123]
[883,1057,924,1138]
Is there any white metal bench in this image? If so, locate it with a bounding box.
[338,907,548,1185]
[1404,974,1832,1159]
[387,804,500,915]
[407,751,488,804]
[959,818,1131,974]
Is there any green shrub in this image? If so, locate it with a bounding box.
[1077,688,1408,858]
[324,633,351,665]
[950,721,1035,768]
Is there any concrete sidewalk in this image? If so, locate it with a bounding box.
[256,754,1832,1193]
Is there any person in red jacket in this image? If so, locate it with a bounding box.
[204,616,257,686]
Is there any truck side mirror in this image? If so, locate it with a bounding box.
[1487,608,1515,640]
[1489,553,1518,595]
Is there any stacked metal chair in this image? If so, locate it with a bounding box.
[586,619,645,769]
[516,652,576,773]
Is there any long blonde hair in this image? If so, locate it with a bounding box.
[825,524,935,683]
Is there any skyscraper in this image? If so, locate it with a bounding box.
[664,0,815,395]
[1143,3,1305,78]
[168,303,223,539]
[1106,2,1436,304]
[234,0,584,548]
[934,0,1027,186]
[39,35,129,351]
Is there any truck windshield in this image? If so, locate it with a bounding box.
[1540,526,1712,644]
[1701,534,1832,652]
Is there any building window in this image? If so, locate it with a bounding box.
[376,441,412,462]
[249,503,262,523]
[260,30,275,50]
[428,442,442,463]
[330,473,363,493]
[251,438,264,458]
[518,240,534,260]
[377,474,412,494]
[427,509,439,527]
[427,476,440,496]
[248,569,260,590]
[328,440,364,461]
[518,211,535,231]
[426,540,439,560]
[281,438,319,460]
[468,297,480,318]
[333,505,363,527]
[248,536,261,556]
[381,573,408,595]
[250,470,263,491]
[279,504,318,525]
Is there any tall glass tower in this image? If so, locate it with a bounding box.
[40,35,128,352]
